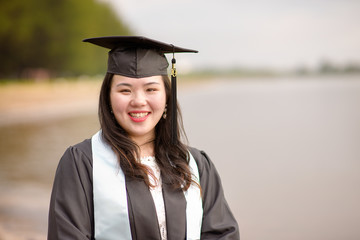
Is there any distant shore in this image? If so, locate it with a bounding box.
[0,78,102,126]
[1,74,359,126]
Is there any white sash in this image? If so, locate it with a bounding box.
[185,152,203,240]
[92,131,203,240]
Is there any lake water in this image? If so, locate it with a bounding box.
[1,75,359,239]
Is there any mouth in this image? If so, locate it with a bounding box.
[128,112,150,122]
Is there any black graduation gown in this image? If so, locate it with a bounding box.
[48,139,240,240]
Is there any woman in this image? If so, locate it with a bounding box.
[48,36,239,240]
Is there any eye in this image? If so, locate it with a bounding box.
[147,88,158,92]
[119,89,131,94]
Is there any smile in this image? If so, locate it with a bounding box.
[128,112,150,122]
[129,112,149,118]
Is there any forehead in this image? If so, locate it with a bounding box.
[112,75,164,86]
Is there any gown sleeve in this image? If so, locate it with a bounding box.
[189,147,240,240]
[48,140,94,240]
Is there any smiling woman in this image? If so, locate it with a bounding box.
[48,36,239,240]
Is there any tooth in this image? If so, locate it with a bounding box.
[131,112,148,118]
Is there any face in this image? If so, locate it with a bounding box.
[110,75,167,143]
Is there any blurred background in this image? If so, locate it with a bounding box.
[1,0,360,239]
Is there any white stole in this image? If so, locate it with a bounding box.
[92,131,203,240]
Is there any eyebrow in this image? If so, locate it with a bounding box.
[116,83,132,87]
[115,82,160,87]
[144,82,161,86]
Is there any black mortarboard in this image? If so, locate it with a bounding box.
[83,36,198,144]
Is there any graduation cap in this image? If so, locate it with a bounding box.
[83,36,198,144]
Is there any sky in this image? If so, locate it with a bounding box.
[102,0,360,72]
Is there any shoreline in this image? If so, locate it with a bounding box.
[0,79,101,127]
[2,74,357,127]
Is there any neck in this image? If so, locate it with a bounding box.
[139,140,155,158]
[131,135,155,158]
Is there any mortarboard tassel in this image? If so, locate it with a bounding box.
[171,49,178,145]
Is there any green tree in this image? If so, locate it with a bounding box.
[0,0,131,78]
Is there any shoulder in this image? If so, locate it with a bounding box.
[188,146,207,164]
[187,146,215,179]
[57,139,93,173]
[67,138,92,159]
[70,138,92,159]
[187,146,224,194]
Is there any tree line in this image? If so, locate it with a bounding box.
[0,0,131,79]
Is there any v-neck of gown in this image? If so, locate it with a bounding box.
[139,156,167,240]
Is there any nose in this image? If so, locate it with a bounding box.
[130,91,147,107]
